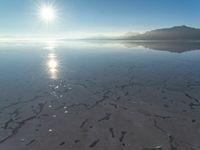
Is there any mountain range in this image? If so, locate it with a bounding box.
[85,25,200,40]
[125,25,200,40]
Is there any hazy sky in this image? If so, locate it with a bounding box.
[0,0,199,37]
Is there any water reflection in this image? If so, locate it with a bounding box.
[48,57,59,79]
[122,41,200,53]
[84,40,200,53]
[44,40,57,50]
[45,41,60,80]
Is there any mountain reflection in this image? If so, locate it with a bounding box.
[84,40,200,53]
[122,41,200,53]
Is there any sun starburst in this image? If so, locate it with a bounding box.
[39,3,57,24]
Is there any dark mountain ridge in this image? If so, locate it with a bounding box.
[128,25,200,40]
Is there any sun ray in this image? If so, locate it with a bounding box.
[38,2,57,24]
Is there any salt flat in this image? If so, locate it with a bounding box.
[0,41,200,150]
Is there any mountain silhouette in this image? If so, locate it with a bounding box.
[127,25,200,40]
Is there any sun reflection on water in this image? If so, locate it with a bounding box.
[45,41,60,80]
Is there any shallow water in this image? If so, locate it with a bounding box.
[0,40,200,150]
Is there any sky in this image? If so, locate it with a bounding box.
[0,0,200,38]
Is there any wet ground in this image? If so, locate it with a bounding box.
[0,41,200,150]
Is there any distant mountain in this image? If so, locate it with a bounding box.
[126,25,200,40]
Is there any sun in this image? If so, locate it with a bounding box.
[39,4,56,23]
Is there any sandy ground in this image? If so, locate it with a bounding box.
[0,42,200,150]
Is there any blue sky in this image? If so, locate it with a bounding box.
[0,0,199,37]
